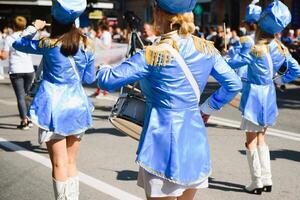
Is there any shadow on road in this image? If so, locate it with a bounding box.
[208,177,245,193]
[276,86,300,109]
[93,114,109,121]
[239,149,300,162]
[0,123,18,130]
[0,140,48,154]
[116,170,138,181]
[0,114,19,119]
[94,105,112,112]
[86,127,126,137]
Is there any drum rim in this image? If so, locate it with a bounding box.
[109,116,141,141]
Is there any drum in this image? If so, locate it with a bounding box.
[109,92,146,141]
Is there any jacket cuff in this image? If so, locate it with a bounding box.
[21,26,38,39]
[274,76,284,85]
[200,98,216,115]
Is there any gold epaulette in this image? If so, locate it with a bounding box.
[250,44,269,57]
[192,36,220,55]
[38,38,59,48]
[274,39,290,56]
[145,44,173,66]
[240,36,252,44]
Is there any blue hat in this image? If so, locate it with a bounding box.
[157,0,197,14]
[52,0,87,24]
[245,1,262,23]
[258,0,291,34]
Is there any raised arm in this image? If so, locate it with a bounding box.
[97,51,150,91]
[12,20,47,55]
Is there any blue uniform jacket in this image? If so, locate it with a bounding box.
[12,26,95,135]
[226,35,255,81]
[228,38,300,126]
[97,32,242,185]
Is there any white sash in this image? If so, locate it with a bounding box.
[159,43,200,103]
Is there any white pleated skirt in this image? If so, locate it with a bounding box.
[38,128,84,144]
[137,167,208,198]
[240,118,267,133]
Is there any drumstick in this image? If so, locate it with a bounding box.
[223,22,227,50]
[126,85,141,93]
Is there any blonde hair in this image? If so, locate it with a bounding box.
[13,16,27,31]
[167,12,196,36]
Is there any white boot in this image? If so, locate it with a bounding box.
[258,145,272,192]
[52,178,68,200]
[67,176,79,200]
[245,149,263,194]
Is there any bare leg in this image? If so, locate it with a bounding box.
[178,189,197,200]
[257,128,267,147]
[66,136,81,177]
[246,132,258,149]
[46,139,68,181]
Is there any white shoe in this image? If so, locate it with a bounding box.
[258,145,272,192]
[245,149,263,195]
[52,178,68,200]
[0,75,4,80]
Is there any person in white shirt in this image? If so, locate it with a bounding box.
[98,23,112,49]
[0,16,34,130]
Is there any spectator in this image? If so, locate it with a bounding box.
[97,23,112,49]
[281,29,293,46]
[142,23,157,45]
[112,27,124,43]
[228,30,240,47]
[0,16,35,130]
[0,31,5,80]
[206,26,217,41]
[214,25,225,51]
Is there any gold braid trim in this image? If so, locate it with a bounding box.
[274,39,290,56]
[38,38,59,48]
[192,36,219,55]
[240,36,251,44]
[145,44,173,67]
[250,44,269,57]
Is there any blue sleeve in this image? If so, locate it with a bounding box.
[82,51,95,84]
[281,55,300,83]
[226,51,252,69]
[208,55,242,110]
[12,37,44,55]
[97,51,150,92]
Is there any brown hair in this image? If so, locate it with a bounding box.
[13,16,27,31]
[255,27,274,42]
[50,18,86,56]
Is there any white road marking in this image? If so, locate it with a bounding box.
[1,95,299,142]
[0,137,142,200]
[210,116,300,142]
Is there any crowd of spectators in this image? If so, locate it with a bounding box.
[194,25,300,62]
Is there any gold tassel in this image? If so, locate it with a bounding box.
[145,45,173,67]
[250,44,268,57]
[274,39,290,56]
[240,36,251,44]
[192,36,220,56]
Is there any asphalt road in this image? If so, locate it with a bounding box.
[0,75,300,200]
